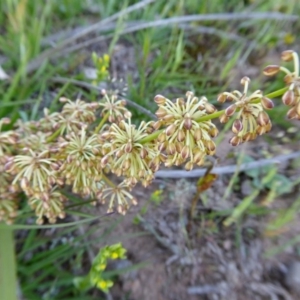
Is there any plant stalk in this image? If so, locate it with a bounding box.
[0,228,18,300]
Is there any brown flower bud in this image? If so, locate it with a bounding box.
[152,120,162,130]
[256,126,266,136]
[140,148,148,159]
[193,128,202,141]
[166,143,176,155]
[206,140,216,153]
[163,114,174,122]
[193,151,204,164]
[158,141,167,152]
[209,127,219,138]
[261,97,274,110]
[263,65,280,76]
[205,103,216,114]
[180,145,190,160]
[186,91,194,98]
[287,106,298,119]
[154,95,167,105]
[242,132,252,142]
[219,113,229,123]
[281,50,294,61]
[225,104,237,117]
[257,111,270,126]
[241,76,250,85]
[183,118,192,130]
[229,136,242,146]
[282,90,295,106]
[217,93,227,103]
[166,124,176,136]
[177,129,186,142]
[175,142,183,153]
[125,142,133,153]
[185,161,194,171]
[158,132,167,143]
[284,74,293,85]
[232,119,243,134]
[155,107,167,118]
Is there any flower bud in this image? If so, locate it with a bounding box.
[263,65,280,76]
[165,124,176,136]
[154,95,166,105]
[241,76,250,85]
[182,116,192,129]
[219,113,229,123]
[225,104,237,117]
[166,143,176,155]
[282,90,295,106]
[209,127,219,138]
[177,129,186,142]
[180,145,190,160]
[185,161,194,171]
[155,107,167,118]
[205,103,216,114]
[261,97,274,110]
[257,111,270,126]
[281,50,294,61]
[256,126,266,135]
[232,119,243,134]
[287,106,298,119]
[229,136,242,146]
[175,142,183,153]
[193,128,202,141]
[217,93,227,103]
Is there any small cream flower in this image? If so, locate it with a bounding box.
[218,77,273,146]
[264,50,300,119]
[57,128,103,196]
[99,91,132,123]
[101,119,157,187]
[154,91,218,170]
[101,181,137,215]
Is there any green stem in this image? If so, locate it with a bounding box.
[140,87,288,144]
[102,174,116,188]
[94,113,109,134]
[0,228,18,300]
[196,87,288,123]
[46,127,62,143]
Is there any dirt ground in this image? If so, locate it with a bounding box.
[87,139,300,300]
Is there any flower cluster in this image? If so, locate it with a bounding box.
[264,50,300,119]
[0,50,299,224]
[218,77,273,146]
[154,91,218,170]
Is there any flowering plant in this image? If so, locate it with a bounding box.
[0,50,298,225]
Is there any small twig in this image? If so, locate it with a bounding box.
[155,151,300,178]
[51,77,157,119]
[52,12,298,59]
